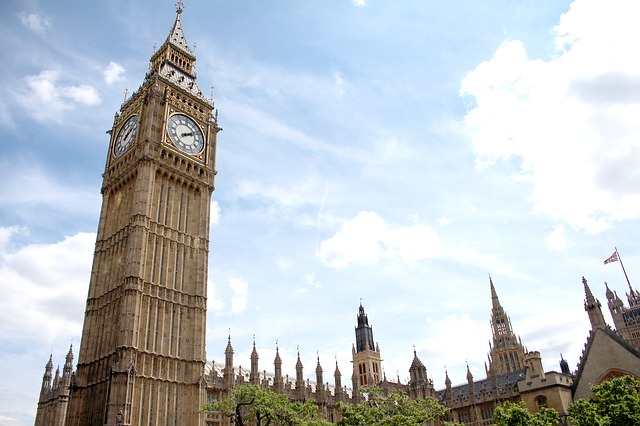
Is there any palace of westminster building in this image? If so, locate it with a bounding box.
[33,5,640,426]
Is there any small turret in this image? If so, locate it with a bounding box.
[583,276,607,330]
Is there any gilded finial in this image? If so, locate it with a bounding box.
[176,0,184,14]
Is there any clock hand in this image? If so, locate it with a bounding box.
[181,132,194,137]
[123,127,134,140]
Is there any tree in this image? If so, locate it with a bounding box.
[569,375,640,426]
[336,387,451,426]
[202,383,332,426]
[493,401,559,426]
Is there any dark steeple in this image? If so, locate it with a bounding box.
[355,302,375,352]
[559,354,571,375]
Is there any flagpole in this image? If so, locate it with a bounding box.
[615,247,633,291]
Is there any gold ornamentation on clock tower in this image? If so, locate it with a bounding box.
[65,4,219,425]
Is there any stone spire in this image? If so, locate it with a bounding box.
[250,336,260,385]
[274,343,283,393]
[334,358,343,399]
[487,276,526,375]
[223,334,235,388]
[61,344,74,388]
[165,0,194,56]
[315,353,325,402]
[466,363,475,395]
[295,349,305,400]
[444,368,452,400]
[41,355,53,394]
[583,276,607,330]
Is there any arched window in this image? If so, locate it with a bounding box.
[535,395,547,408]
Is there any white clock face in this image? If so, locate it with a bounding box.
[167,114,204,155]
[113,115,138,157]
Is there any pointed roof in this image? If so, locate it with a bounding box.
[251,337,259,360]
[583,276,598,307]
[490,275,502,309]
[410,348,425,370]
[164,1,194,58]
[605,281,614,299]
[296,349,303,369]
[274,343,282,366]
[572,326,640,399]
[225,334,234,355]
[45,354,53,372]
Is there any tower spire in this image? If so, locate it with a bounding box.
[487,276,526,375]
[166,1,193,56]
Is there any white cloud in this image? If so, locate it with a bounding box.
[19,13,51,34]
[295,272,323,295]
[545,225,570,251]
[352,0,366,7]
[17,70,101,122]
[316,211,442,269]
[460,0,640,234]
[331,65,346,97]
[207,277,225,314]
[437,217,452,227]
[229,277,248,314]
[103,61,125,85]
[0,228,93,345]
[210,200,220,227]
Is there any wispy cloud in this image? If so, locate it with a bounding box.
[19,13,51,34]
[0,160,100,219]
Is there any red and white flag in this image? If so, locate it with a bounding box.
[604,251,618,265]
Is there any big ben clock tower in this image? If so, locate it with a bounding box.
[64,4,219,425]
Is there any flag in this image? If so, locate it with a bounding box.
[604,251,618,265]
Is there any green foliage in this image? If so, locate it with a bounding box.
[569,375,640,426]
[337,387,450,426]
[493,401,559,426]
[201,383,332,426]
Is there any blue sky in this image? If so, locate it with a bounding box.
[2,0,640,424]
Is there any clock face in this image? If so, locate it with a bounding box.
[113,115,138,157]
[167,114,204,155]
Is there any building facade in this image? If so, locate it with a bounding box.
[35,5,640,426]
[35,4,219,425]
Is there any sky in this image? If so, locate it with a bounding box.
[2,0,640,424]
